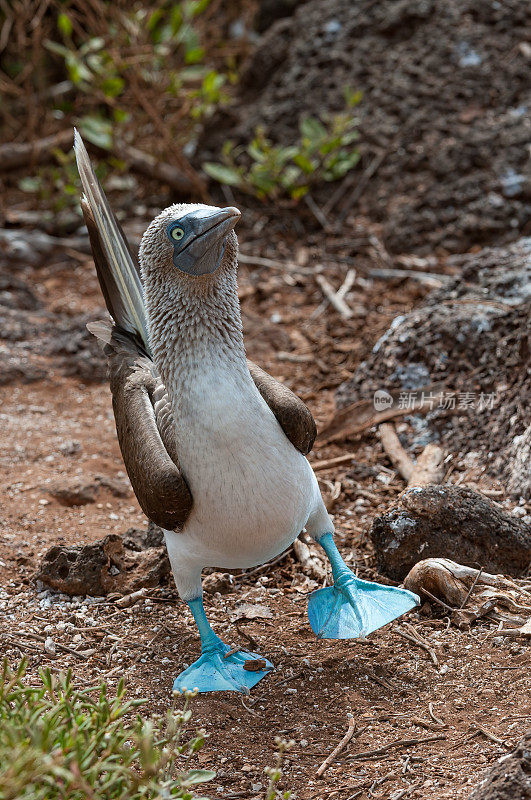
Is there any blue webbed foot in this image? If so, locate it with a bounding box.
[308,533,419,639]
[308,573,419,639]
[173,643,273,695]
[175,596,273,694]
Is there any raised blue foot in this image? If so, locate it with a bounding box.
[173,597,273,694]
[308,533,419,639]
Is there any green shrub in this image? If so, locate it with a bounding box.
[204,90,361,200]
[0,659,214,800]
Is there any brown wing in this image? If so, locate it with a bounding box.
[247,360,316,455]
[97,324,193,531]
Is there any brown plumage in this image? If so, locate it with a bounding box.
[82,199,316,533]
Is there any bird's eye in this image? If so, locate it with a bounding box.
[171,227,184,241]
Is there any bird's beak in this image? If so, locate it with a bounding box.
[174,206,241,276]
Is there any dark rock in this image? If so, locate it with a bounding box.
[203,572,235,595]
[371,485,531,581]
[48,481,98,506]
[122,521,165,551]
[254,0,306,33]
[36,535,123,596]
[201,0,531,254]
[468,731,531,800]
[336,239,531,487]
[95,473,132,498]
[0,352,46,385]
[36,524,170,596]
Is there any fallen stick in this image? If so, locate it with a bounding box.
[0,130,73,171]
[428,703,446,727]
[335,147,389,221]
[407,444,445,486]
[336,268,357,301]
[115,587,148,608]
[395,625,439,668]
[13,631,90,660]
[316,716,361,776]
[348,734,446,760]
[114,141,199,195]
[379,423,414,481]
[311,453,357,471]
[316,383,446,446]
[294,538,327,581]
[304,193,332,231]
[238,252,301,272]
[472,724,508,747]
[315,274,354,319]
[368,268,451,288]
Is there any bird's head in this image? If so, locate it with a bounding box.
[139,203,241,287]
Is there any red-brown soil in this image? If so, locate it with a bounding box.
[1,215,529,799]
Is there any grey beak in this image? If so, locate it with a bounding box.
[174,207,241,276]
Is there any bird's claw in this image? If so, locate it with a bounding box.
[173,646,273,694]
[308,573,419,639]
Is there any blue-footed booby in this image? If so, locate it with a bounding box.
[75,131,419,694]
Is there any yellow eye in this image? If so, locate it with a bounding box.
[171,227,184,241]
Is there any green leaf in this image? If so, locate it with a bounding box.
[43,39,70,58]
[344,86,363,107]
[101,76,125,98]
[185,46,205,64]
[292,153,315,174]
[189,0,212,17]
[184,769,216,785]
[18,177,41,193]
[113,108,130,123]
[203,162,242,186]
[290,184,309,199]
[57,12,73,37]
[78,116,113,150]
[247,142,267,163]
[299,116,327,144]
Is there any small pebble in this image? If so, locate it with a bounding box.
[44,637,56,656]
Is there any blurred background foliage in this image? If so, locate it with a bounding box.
[0,0,360,209]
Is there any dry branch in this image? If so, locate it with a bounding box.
[0,130,73,171]
[348,734,446,760]
[379,423,414,481]
[114,141,200,196]
[407,444,445,486]
[316,716,361,776]
[315,273,354,319]
[316,384,446,446]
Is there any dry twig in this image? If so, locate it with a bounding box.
[348,734,446,760]
[379,423,414,481]
[316,716,361,776]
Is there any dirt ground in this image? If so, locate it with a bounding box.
[202,0,531,255]
[1,1,530,796]
[0,212,529,800]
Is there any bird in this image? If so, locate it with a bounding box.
[75,131,419,694]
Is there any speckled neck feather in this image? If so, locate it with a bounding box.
[138,204,248,410]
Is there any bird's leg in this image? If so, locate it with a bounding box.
[172,594,273,695]
[307,532,419,639]
[188,596,226,654]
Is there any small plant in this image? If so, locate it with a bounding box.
[264,737,294,800]
[203,90,361,200]
[0,659,214,800]
[18,144,110,213]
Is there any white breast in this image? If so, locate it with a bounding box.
[165,365,324,584]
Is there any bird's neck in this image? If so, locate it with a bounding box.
[145,269,250,412]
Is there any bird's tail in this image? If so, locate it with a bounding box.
[74,129,151,356]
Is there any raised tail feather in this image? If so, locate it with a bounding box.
[74,129,151,356]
